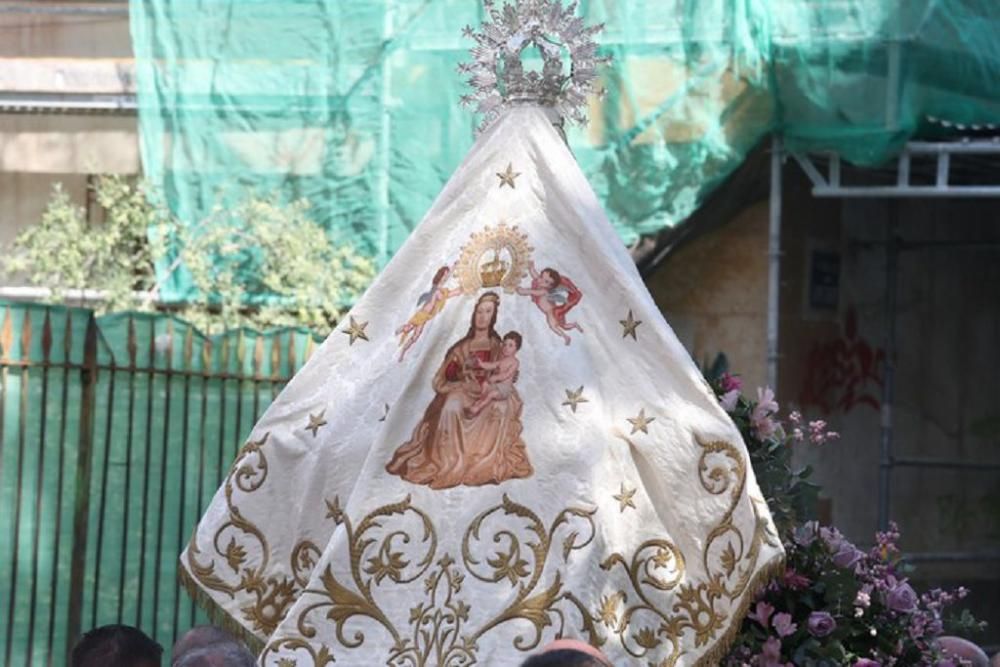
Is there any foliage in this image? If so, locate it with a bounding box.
[701,354,822,536]
[1,176,375,334]
[699,355,984,665]
[723,523,983,666]
[2,177,161,313]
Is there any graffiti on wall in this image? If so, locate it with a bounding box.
[799,307,884,414]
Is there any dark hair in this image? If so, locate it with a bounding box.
[431,265,450,286]
[520,649,609,667]
[541,268,562,287]
[503,331,523,349]
[173,644,256,667]
[71,624,163,667]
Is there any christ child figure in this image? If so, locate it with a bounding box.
[516,262,584,345]
[396,263,459,361]
[465,331,522,417]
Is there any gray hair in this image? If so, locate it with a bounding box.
[173,643,257,667]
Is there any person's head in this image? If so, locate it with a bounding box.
[431,265,451,286]
[502,331,523,357]
[520,639,613,667]
[71,624,163,667]
[171,626,239,665]
[471,292,500,337]
[172,643,256,667]
[540,268,561,290]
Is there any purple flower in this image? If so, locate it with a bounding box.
[793,521,818,547]
[720,389,740,412]
[748,601,775,628]
[853,660,880,667]
[755,636,787,667]
[886,581,919,613]
[831,541,865,571]
[807,611,837,637]
[772,612,797,638]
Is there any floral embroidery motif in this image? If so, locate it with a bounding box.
[186,431,780,666]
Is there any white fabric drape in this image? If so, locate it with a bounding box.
[181,106,783,667]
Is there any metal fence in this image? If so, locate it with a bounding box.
[0,301,319,666]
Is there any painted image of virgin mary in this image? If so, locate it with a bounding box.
[386,292,533,489]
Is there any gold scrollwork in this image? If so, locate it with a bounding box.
[599,437,783,666]
[187,433,780,666]
[185,432,309,638]
[264,494,600,666]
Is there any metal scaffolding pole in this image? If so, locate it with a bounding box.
[877,205,899,532]
[766,136,783,391]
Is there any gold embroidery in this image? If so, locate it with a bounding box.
[185,433,317,639]
[263,495,599,666]
[619,309,642,340]
[612,483,637,512]
[496,162,521,189]
[186,431,780,666]
[305,410,327,437]
[626,408,655,435]
[598,438,782,665]
[455,222,533,294]
[561,385,588,412]
[341,316,369,345]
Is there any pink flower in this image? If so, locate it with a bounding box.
[853,660,881,667]
[748,601,775,628]
[754,636,790,667]
[772,612,797,637]
[782,569,811,591]
[808,419,840,445]
[720,389,740,412]
[721,372,743,393]
[751,387,779,439]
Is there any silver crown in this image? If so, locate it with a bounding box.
[458,0,610,131]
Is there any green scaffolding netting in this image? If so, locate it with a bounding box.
[130,0,1000,302]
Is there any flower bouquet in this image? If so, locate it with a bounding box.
[698,356,984,665]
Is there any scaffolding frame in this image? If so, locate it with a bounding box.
[770,136,1000,566]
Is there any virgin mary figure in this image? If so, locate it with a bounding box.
[386,291,533,489]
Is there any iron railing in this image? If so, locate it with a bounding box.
[0,301,318,666]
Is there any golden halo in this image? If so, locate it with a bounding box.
[456,222,534,295]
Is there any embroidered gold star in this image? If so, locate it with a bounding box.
[627,408,655,435]
[341,316,369,345]
[620,309,642,340]
[496,162,521,189]
[613,482,637,512]
[306,409,327,437]
[562,386,589,413]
